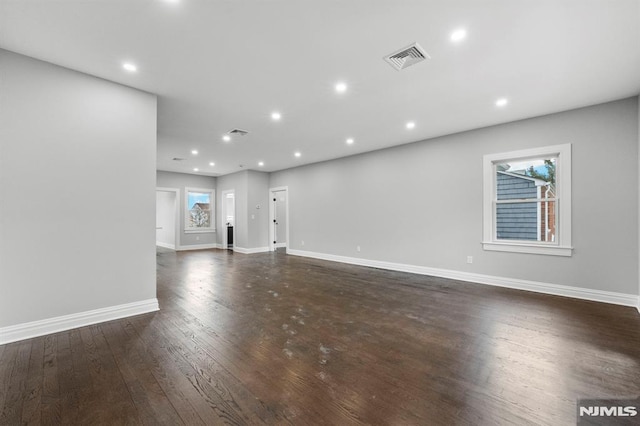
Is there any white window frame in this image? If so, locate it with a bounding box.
[184,187,216,233]
[482,144,572,256]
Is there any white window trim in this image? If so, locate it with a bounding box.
[482,144,572,256]
[185,187,216,233]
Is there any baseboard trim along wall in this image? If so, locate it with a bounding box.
[0,298,159,345]
[288,249,639,308]
[156,242,176,250]
[234,246,270,254]
[176,243,219,251]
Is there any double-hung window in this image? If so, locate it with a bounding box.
[483,144,572,256]
[185,187,215,233]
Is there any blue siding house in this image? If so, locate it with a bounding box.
[496,172,551,241]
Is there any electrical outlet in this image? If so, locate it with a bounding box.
[196,236,200,241]
[357,245,361,252]
[301,240,305,246]
[467,256,473,264]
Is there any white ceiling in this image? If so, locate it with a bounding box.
[1,0,639,176]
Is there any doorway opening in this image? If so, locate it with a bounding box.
[222,190,235,250]
[269,186,288,252]
[156,187,180,250]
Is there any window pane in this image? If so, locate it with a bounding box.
[496,158,556,200]
[187,191,212,228]
[189,208,211,228]
[188,192,210,209]
[497,200,556,242]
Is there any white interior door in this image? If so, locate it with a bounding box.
[156,189,178,249]
[274,191,287,247]
[269,187,288,251]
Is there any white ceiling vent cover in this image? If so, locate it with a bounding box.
[384,42,430,71]
[228,128,249,136]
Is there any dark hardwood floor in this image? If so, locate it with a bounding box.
[2,248,640,425]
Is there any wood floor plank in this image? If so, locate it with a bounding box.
[67,328,96,426]
[1,248,640,425]
[153,310,298,424]
[0,343,20,418]
[119,318,205,426]
[57,332,80,425]
[102,319,186,426]
[40,334,60,425]
[161,288,383,424]
[128,315,236,424]
[20,337,44,426]
[77,325,140,425]
[0,341,32,425]
[0,345,6,369]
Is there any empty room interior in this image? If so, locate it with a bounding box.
[1,0,640,424]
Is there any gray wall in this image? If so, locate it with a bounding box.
[247,171,270,249]
[0,50,157,327]
[156,171,217,247]
[270,97,639,295]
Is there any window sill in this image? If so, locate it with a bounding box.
[482,241,573,257]
[184,229,216,234]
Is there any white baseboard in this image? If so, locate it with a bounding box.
[176,243,220,251]
[288,249,639,308]
[234,246,270,254]
[0,298,159,345]
[275,243,287,248]
[156,242,176,250]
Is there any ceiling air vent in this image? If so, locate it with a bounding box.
[383,42,430,71]
[172,157,187,161]
[228,128,249,136]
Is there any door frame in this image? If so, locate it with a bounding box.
[269,186,289,252]
[156,187,180,250]
[221,189,235,249]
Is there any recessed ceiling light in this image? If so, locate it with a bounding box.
[294,152,301,158]
[346,138,354,145]
[451,29,467,42]
[258,161,264,167]
[209,162,215,166]
[406,121,416,129]
[193,168,199,172]
[191,149,198,155]
[335,82,348,93]
[222,135,231,142]
[122,63,137,72]
[495,98,508,107]
[271,112,281,121]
